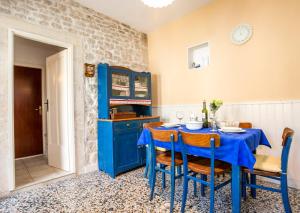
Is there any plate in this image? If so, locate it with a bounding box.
[161,123,180,128]
[219,128,246,133]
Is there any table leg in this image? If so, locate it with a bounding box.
[232,165,241,213]
[144,145,150,178]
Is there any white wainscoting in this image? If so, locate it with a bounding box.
[153,100,300,189]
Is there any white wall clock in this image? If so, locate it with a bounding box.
[231,24,253,45]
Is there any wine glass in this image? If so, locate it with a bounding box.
[176,111,184,128]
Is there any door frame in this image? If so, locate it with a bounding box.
[7,29,76,190]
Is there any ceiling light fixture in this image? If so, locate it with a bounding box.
[141,0,175,8]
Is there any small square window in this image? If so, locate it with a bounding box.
[188,42,210,70]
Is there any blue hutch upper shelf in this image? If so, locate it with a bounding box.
[98,63,152,119]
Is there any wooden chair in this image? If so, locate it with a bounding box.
[179,131,231,213]
[239,122,253,129]
[242,128,294,213]
[149,128,184,213]
[143,122,164,178]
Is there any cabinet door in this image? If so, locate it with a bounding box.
[132,72,151,100]
[110,69,132,99]
[115,128,140,173]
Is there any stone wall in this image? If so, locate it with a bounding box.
[0,0,148,170]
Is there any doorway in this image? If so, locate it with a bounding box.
[9,31,76,190]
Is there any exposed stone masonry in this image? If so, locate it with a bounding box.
[0,0,148,168]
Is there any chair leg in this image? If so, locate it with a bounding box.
[177,166,182,176]
[241,172,247,201]
[161,164,166,189]
[170,166,176,213]
[144,161,149,178]
[201,174,207,197]
[281,174,292,213]
[144,145,150,178]
[250,174,256,198]
[181,177,189,213]
[193,173,197,197]
[150,164,156,200]
[210,175,215,213]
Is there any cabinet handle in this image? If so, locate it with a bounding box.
[126,123,130,127]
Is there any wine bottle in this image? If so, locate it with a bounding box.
[202,100,208,128]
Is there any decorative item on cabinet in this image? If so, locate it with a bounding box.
[84,63,96,77]
[97,63,160,178]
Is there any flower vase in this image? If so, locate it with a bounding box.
[211,112,217,132]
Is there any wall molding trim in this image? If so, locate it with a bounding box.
[153,100,300,189]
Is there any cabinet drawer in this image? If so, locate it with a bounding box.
[114,121,140,130]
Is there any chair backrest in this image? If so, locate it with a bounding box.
[280,127,294,173]
[239,122,253,129]
[143,122,164,129]
[149,128,178,142]
[282,127,294,146]
[179,131,220,148]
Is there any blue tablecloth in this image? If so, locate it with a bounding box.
[137,126,271,170]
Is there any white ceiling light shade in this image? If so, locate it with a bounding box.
[141,0,176,8]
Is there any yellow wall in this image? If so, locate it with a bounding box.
[148,0,300,106]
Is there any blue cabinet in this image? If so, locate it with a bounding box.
[97,63,159,178]
[98,118,159,178]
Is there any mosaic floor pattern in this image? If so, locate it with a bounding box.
[0,168,299,212]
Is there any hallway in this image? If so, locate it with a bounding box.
[15,155,69,188]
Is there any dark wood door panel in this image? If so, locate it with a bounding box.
[14,66,43,158]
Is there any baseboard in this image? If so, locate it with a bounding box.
[83,163,98,173]
[15,154,44,160]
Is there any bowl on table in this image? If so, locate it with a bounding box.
[186,121,203,130]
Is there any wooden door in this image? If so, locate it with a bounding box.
[46,50,70,171]
[14,66,43,158]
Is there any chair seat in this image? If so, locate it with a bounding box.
[254,154,281,173]
[156,152,196,166]
[243,154,281,177]
[188,157,231,175]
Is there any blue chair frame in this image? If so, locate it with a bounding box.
[149,130,183,213]
[242,128,294,213]
[179,132,231,213]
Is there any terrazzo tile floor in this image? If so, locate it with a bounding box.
[15,155,70,188]
[1,167,300,212]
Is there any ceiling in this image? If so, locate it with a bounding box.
[75,0,211,33]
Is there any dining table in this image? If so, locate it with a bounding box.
[137,125,271,213]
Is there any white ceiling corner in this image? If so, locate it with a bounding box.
[75,0,211,33]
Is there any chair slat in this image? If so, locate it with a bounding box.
[239,122,253,129]
[143,122,164,129]
[150,128,178,142]
[179,131,220,147]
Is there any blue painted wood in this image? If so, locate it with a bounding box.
[148,132,182,213]
[241,135,294,213]
[97,63,158,178]
[250,174,256,198]
[209,138,215,213]
[98,118,159,178]
[200,174,207,197]
[232,165,241,213]
[179,135,231,213]
[161,164,166,189]
[281,174,292,213]
[98,121,115,177]
[98,63,110,119]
